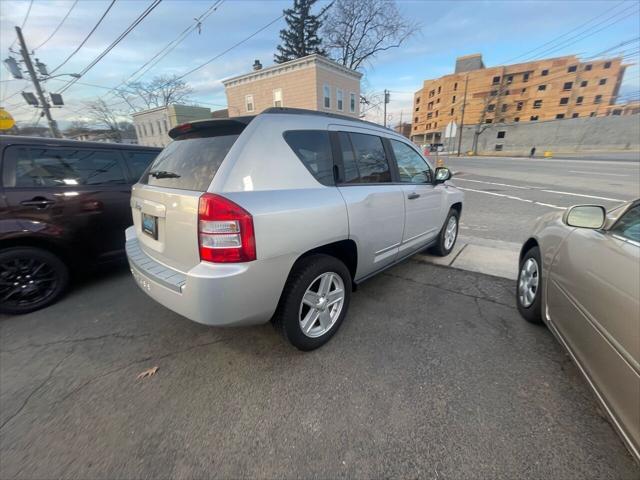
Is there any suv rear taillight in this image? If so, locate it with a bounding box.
[198,193,256,263]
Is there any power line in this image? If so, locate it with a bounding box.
[33,0,79,51]
[57,0,163,94]
[524,4,640,61]
[48,0,117,75]
[174,13,284,81]
[103,0,224,98]
[7,0,34,51]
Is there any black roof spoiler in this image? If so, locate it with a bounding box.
[168,116,255,139]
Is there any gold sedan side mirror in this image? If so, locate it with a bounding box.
[564,205,606,229]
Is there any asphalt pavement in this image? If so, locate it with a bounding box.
[443,153,640,244]
[1,261,638,479]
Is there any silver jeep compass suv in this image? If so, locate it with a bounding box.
[126,108,463,350]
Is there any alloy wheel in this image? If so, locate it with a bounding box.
[444,215,458,250]
[0,256,59,309]
[518,258,539,308]
[298,272,345,338]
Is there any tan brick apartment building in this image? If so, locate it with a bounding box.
[411,53,626,144]
[223,54,362,117]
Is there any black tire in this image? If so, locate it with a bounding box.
[0,247,69,315]
[273,254,352,351]
[516,246,543,324]
[430,208,459,257]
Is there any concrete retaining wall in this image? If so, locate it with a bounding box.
[456,114,640,155]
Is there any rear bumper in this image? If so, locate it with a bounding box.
[125,227,293,327]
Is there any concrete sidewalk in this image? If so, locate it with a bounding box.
[417,235,521,280]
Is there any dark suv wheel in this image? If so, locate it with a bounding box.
[0,247,69,315]
[273,254,352,351]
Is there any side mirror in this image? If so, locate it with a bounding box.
[434,167,451,184]
[564,205,606,229]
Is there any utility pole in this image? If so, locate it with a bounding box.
[383,89,390,128]
[15,26,61,138]
[456,75,469,157]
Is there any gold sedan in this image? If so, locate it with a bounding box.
[517,200,640,462]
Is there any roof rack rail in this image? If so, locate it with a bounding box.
[261,107,393,131]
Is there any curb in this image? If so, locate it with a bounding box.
[416,236,521,280]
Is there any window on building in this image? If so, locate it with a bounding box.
[492,76,501,84]
[580,80,588,87]
[495,144,503,151]
[497,131,506,139]
[414,116,419,123]
[426,123,431,129]
[523,72,530,82]
[604,61,611,69]
[572,113,579,118]
[429,90,435,98]
[541,69,549,76]
[142,124,147,136]
[594,95,602,104]
[149,122,154,135]
[437,86,441,94]
[498,117,505,123]
[585,64,592,71]
[530,115,539,121]
[490,90,498,96]
[163,119,168,133]
[246,94,255,112]
[350,92,357,113]
[556,114,565,119]
[453,82,458,91]
[504,89,510,96]
[612,109,622,116]
[416,96,420,104]
[415,107,419,112]
[336,89,344,111]
[434,122,438,128]
[507,75,513,84]
[487,104,495,112]
[576,96,584,104]
[599,78,607,86]
[514,117,520,122]
[533,100,542,109]
[452,95,456,103]
[428,101,434,110]
[427,112,433,119]
[538,84,546,91]
[273,89,283,107]
[435,110,439,117]
[501,104,508,112]
[568,65,577,73]
[323,85,331,108]
[340,132,392,183]
[450,108,454,115]
[516,101,524,111]
[157,121,162,135]
[559,97,569,105]
[135,125,142,138]
[521,88,527,93]
[563,82,573,90]
[485,118,493,124]
[436,98,440,104]
[590,112,596,117]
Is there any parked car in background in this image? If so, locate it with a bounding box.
[517,200,640,461]
[126,108,463,351]
[0,136,160,314]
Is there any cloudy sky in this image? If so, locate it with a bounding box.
[1,0,639,129]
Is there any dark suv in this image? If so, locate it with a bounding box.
[0,136,160,314]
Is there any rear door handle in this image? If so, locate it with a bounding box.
[20,199,55,208]
[407,192,420,200]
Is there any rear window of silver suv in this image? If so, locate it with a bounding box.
[141,130,242,191]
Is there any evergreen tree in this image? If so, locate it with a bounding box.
[274,0,330,63]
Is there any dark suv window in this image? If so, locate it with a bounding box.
[339,132,391,184]
[125,151,158,180]
[283,130,334,185]
[3,147,126,187]
[142,130,241,191]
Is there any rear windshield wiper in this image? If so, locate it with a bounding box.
[149,170,181,179]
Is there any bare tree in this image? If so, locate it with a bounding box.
[85,98,125,142]
[322,0,418,71]
[117,74,193,111]
[471,68,509,154]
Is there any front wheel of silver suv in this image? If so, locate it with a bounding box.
[430,208,459,257]
[273,254,352,351]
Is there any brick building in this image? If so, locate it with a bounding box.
[222,54,362,118]
[411,53,627,145]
